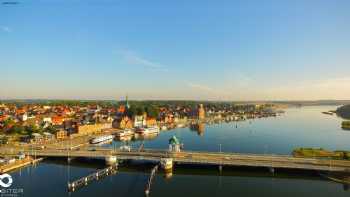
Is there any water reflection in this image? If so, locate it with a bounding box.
[190,123,206,136]
[134,133,159,141]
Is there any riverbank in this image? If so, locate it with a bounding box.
[293,148,350,160]
[0,157,43,173]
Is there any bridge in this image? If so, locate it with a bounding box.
[3,147,350,173]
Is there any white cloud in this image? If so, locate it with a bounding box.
[115,49,168,72]
[0,26,12,33]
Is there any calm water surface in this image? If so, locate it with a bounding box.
[8,106,350,197]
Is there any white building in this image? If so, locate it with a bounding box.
[133,115,146,128]
[18,113,28,121]
[43,117,52,123]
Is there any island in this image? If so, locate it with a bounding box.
[336,104,350,119]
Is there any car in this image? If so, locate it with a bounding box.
[88,148,96,151]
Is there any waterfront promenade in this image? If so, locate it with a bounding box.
[2,147,350,173]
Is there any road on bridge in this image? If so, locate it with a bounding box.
[2,146,350,172]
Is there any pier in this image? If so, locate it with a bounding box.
[68,163,118,192]
[144,165,159,196]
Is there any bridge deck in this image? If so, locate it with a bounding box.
[4,148,350,172]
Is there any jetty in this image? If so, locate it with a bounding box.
[68,163,118,192]
[144,165,159,196]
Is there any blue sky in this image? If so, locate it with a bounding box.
[1,0,350,100]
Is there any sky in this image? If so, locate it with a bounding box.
[1,0,350,101]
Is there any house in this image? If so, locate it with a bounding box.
[18,113,28,121]
[133,115,146,128]
[42,117,52,123]
[146,117,157,127]
[113,116,133,129]
[52,115,64,125]
[55,130,67,140]
[76,123,111,135]
[31,133,43,143]
[43,132,55,141]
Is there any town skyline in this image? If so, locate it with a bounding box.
[1,0,350,100]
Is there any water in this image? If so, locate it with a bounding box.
[7,106,350,197]
[110,105,350,154]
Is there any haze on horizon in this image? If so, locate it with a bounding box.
[1,0,350,101]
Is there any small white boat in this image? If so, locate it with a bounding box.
[115,129,134,138]
[90,135,114,144]
[176,124,185,128]
[135,126,160,135]
[118,135,132,141]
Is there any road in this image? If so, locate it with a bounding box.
[2,146,350,172]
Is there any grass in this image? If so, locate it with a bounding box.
[293,148,350,160]
[342,121,350,130]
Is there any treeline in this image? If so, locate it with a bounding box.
[293,148,350,160]
[0,99,118,108]
[336,105,350,120]
[126,103,159,118]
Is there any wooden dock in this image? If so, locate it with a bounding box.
[68,163,118,192]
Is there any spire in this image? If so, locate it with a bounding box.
[126,94,130,109]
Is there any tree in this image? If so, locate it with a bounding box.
[25,124,42,135]
[8,124,24,134]
[145,105,159,118]
[3,118,15,128]
[337,105,350,120]
[44,125,58,134]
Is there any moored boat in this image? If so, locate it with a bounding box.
[90,135,114,144]
[115,129,135,138]
[322,111,334,115]
[135,126,160,135]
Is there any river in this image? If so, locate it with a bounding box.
[7,105,350,197]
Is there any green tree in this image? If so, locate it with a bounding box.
[44,125,58,134]
[8,124,24,134]
[26,124,42,135]
[145,105,159,118]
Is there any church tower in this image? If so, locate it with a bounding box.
[126,94,130,109]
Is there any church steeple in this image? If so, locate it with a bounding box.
[126,94,130,109]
